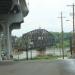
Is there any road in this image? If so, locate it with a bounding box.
[0,59,75,75]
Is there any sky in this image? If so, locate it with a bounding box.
[12,0,75,37]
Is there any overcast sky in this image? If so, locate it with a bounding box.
[12,0,75,37]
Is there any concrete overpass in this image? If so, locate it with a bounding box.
[0,0,29,60]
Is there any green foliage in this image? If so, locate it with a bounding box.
[32,54,58,60]
[63,40,70,47]
[50,32,71,48]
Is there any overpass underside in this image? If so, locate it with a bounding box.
[0,0,29,60]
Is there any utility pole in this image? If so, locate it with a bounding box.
[67,3,75,55]
[58,12,65,59]
[67,3,75,33]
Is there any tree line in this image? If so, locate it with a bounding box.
[12,32,72,50]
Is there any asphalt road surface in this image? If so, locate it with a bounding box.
[0,59,75,75]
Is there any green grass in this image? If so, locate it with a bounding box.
[32,54,59,60]
[14,54,68,61]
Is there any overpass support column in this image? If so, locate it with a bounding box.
[3,23,12,59]
[9,29,13,57]
[0,33,2,60]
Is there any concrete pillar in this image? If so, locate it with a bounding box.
[3,23,12,59]
[9,29,13,56]
[0,33,2,61]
